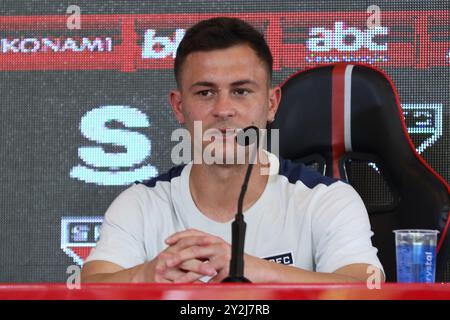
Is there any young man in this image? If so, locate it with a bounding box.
[81,17,384,283]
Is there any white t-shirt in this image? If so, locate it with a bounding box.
[86,152,383,275]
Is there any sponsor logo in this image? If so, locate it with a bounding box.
[70,105,158,186]
[0,37,113,53]
[61,216,103,266]
[402,104,443,154]
[307,21,388,52]
[306,21,388,64]
[425,251,434,282]
[142,29,185,59]
[263,252,294,265]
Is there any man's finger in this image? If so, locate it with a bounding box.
[155,259,205,283]
[205,254,230,273]
[153,260,182,283]
[178,259,217,276]
[158,268,186,282]
[174,270,216,284]
[165,228,207,245]
[207,270,228,283]
[170,235,216,252]
[167,243,226,267]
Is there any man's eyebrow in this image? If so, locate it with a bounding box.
[189,79,258,90]
[230,79,258,87]
[189,81,216,90]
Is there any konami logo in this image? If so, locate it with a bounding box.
[307,22,388,52]
[0,37,113,53]
[142,29,185,59]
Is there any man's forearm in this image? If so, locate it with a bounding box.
[252,258,370,283]
[270,264,361,283]
[81,264,143,283]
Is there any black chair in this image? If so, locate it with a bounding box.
[269,63,450,282]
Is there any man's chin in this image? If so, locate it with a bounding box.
[199,140,253,165]
[217,152,254,165]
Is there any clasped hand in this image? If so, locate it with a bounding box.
[145,229,232,283]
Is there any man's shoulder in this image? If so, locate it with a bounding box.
[108,164,188,214]
[138,164,186,188]
[119,164,187,205]
[277,156,340,189]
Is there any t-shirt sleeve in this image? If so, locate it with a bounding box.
[84,185,147,269]
[311,182,384,275]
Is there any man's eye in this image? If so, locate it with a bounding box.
[233,88,249,96]
[197,90,213,97]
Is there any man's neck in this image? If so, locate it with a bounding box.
[189,153,270,223]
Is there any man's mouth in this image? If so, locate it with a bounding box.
[209,127,237,142]
[219,128,236,135]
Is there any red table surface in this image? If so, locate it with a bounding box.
[0,283,449,300]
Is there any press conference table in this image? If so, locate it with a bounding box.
[0,283,449,300]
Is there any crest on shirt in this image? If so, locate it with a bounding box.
[263,252,294,265]
[60,216,103,266]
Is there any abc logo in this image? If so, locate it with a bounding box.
[307,22,388,52]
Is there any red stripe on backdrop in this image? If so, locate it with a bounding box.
[331,64,347,179]
[0,11,449,70]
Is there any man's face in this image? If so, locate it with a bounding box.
[170,44,281,164]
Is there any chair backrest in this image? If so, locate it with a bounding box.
[269,63,450,282]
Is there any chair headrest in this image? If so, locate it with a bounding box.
[269,63,442,183]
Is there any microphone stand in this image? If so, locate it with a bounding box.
[222,128,259,283]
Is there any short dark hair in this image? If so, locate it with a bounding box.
[174,17,273,87]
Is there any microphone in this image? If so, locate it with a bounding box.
[222,126,260,283]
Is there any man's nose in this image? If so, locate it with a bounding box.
[212,93,236,120]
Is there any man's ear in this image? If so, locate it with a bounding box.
[267,85,282,123]
[169,90,185,124]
